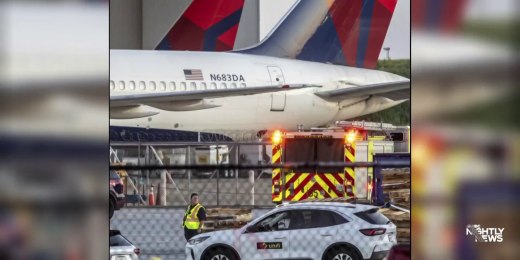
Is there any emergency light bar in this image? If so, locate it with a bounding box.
[335,120,400,131]
[272,130,283,145]
[345,130,357,143]
[293,134,333,139]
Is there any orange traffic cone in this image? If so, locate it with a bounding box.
[148,185,155,206]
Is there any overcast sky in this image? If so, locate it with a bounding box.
[259,0,411,60]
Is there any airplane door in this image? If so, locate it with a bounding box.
[267,66,286,111]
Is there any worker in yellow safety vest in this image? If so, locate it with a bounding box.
[183,193,206,241]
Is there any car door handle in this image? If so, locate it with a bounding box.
[274,237,286,239]
[320,234,333,237]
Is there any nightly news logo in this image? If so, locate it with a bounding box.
[466,224,505,242]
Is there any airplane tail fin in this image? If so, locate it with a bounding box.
[156,0,246,51]
[237,0,398,69]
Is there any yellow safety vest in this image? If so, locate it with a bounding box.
[183,203,204,230]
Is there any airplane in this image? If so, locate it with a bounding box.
[110,0,410,140]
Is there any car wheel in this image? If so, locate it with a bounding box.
[325,246,360,260]
[109,200,115,220]
[202,247,237,260]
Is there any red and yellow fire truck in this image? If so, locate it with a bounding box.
[271,121,409,203]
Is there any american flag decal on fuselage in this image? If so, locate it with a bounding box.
[184,69,204,81]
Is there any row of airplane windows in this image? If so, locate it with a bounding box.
[109,80,247,91]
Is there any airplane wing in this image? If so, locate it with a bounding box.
[314,80,410,101]
[111,84,317,108]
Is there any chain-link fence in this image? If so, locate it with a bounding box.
[110,142,275,207]
[119,169,274,207]
[109,144,410,260]
[110,143,410,207]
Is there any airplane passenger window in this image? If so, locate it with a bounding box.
[160,81,166,91]
[190,82,197,90]
[169,82,176,91]
[110,80,115,90]
[210,82,217,90]
[180,82,187,91]
[129,81,136,90]
[201,82,207,90]
[240,83,246,88]
[118,81,125,90]
[220,83,227,89]
[139,81,146,90]
[231,83,237,88]
[149,81,156,91]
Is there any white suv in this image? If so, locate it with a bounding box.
[185,202,397,260]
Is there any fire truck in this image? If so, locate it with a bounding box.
[271,121,409,203]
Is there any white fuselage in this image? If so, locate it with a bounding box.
[110,50,407,134]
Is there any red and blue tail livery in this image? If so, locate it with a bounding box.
[297,0,398,69]
[238,0,397,69]
[156,0,244,51]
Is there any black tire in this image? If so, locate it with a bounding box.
[324,246,361,260]
[109,200,115,220]
[202,247,238,260]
